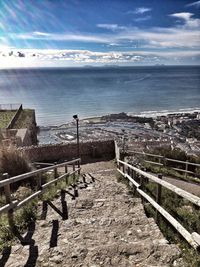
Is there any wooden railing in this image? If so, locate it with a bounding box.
[117,159,200,249]
[0,158,81,227]
[128,150,200,179]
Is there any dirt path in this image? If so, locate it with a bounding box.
[163,176,200,197]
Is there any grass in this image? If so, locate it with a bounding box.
[143,181,200,267]
[143,162,200,185]
[0,111,16,129]
[0,200,37,251]
[13,109,35,129]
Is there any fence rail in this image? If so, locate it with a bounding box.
[0,158,81,226]
[117,159,200,249]
[128,150,200,179]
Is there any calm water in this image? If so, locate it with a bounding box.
[0,66,199,126]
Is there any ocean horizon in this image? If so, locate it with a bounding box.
[0,65,199,126]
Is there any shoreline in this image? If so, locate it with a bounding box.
[39,108,200,129]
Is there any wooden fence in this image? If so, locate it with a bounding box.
[117,159,200,249]
[128,150,200,179]
[0,158,81,227]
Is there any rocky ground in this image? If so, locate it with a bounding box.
[1,161,183,267]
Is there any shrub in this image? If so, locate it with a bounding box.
[0,145,31,177]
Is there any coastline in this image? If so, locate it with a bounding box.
[39,108,200,129]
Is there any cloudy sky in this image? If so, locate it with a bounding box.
[0,0,200,68]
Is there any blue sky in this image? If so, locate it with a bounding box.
[0,0,200,67]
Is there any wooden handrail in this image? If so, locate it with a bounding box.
[117,159,200,249]
[0,158,81,188]
[128,150,200,168]
[0,158,81,219]
[118,159,200,207]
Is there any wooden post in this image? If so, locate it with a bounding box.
[78,159,80,175]
[131,169,137,195]
[73,162,76,184]
[127,166,130,176]
[65,164,68,184]
[37,173,42,190]
[122,162,125,174]
[54,162,58,186]
[131,169,134,179]
[140,174,145,203]
[156,174,162,224]
[163,157,166,168]
[72,163,78,197]
[83,175,86,184]
[185,161,188,179]
[3,173,14,229]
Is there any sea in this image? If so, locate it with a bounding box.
[0,65,199,126]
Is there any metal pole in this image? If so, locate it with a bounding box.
[73,115,80,175]
[76,118,80,160]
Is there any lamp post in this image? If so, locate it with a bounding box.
[73,115,80,173]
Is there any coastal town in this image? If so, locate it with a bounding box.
[37,111,200,157]
[0,104,199,157]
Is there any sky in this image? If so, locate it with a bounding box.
[0,0,200,68]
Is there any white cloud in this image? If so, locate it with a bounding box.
[129,7,152,14]
[186,1,200,7]
[0,48,199,67]
[13,32,110,43]
[169,12,200,28]
[96,24,127,31]
[134,16,151,22]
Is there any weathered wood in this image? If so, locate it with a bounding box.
[37,173,42,191]
[144,160,163,166]
[73,162,76,182]
[128,149,200,168]
[118,160,200,249]
[118,160,200,207]
[156,174,162,223]
[0,158,81,188]
[3,174,14,228]
[33,162,54,166]
[65,164,68,183]
[185,161,188,178]
[137,188,199,249]
[9,169,80,212]
[172,167,194,175]
[54,162,58,186]
[192,232,200,247]
[0,200,18,214]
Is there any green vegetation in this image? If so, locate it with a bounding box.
[137,147,200,184]
[116,169,200,267]
[0,200,37,251]
[143,181,200,267]
[143,163,200,187]
[0,159,77,252]
[0,111,16,129]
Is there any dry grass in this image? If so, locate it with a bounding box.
[0,145,31,177]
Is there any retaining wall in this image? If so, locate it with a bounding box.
[18,140,115,163]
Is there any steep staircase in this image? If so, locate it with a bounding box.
[2,162,182,267]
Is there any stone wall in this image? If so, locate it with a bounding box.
[18,140,115,163]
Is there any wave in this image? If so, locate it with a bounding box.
[128,107,200,118]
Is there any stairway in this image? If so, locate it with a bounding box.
[2,163,183,267]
